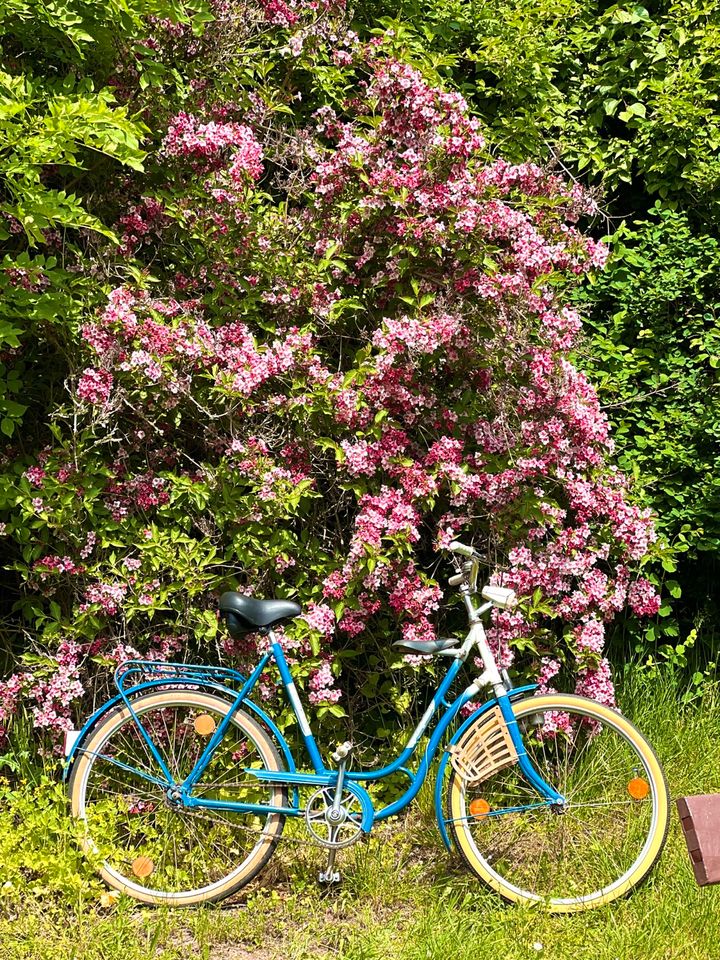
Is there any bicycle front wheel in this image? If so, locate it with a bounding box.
[446,694,669,912]
[68,690,287,906]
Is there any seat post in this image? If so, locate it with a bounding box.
[270,633,326,773]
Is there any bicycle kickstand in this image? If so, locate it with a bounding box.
[319,740,353,885]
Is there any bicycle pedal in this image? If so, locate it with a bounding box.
[318,870,341,884]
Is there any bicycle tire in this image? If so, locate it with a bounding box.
[68,689,287,906]
[446,693,669,912]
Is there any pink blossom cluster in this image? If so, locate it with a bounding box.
[259,0,300,26]
[77,367,113,406]
[372,313,464,359]
[627,578,661,617]
[79,287,318,411]
[80,581,128,615]
[104,471,169,521]
[308,661,342,704]
[28,640,85,733]
[5,265,50,292]
[351,487,421,555]
[575,657,615,708]
[80,531,97,559]
[340,427,409,477]
[24,466,46,486]
[536,657,560,694]
[32,555,85,580]
[0,642,84,744]
[257,0,346,28]
[0,632,186,742]
[301,602,336,637]
[574,619,605,656]
[162,112,264,181]
[117,197,169,257]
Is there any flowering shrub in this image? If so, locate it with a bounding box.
[0,5,662,752]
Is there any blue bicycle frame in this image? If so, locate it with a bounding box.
[65,629,565,847]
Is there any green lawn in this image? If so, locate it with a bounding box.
[2,674,720,960]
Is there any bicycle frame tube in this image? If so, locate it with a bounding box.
[182,651,272,791]
[271,640,325,772]
[179,639,325,794]
[178,637,470,807]
[370,678,475,819]
[347,658,465,781]
[110,621,564,821]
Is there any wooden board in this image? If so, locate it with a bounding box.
[677,795,720,886]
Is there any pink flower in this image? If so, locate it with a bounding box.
[77,368,113,405]
[307,660,342,704]
[24,467,46,486]
[574,619,605,656]
[80,532,97,560]
[301,602,336,638]
[628,578,661,617]
[81,581,128,615]
[162,113,263,181]
[575,658,615,708]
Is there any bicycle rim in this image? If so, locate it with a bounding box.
[447,694,669,911]
[69,690,286,905]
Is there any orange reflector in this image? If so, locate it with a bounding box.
[469,798,491,818]
[628,777,650,800]
[194,714,216,736]
[131,856,154,879]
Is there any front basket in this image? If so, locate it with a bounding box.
[449,706,518,784]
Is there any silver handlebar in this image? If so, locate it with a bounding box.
[445,540,518,615]
[446,547,480,593]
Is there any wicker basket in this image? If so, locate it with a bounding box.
[449,706,518,784]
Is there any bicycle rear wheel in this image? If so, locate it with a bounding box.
[446,694,669,911]
[68,690,287,905]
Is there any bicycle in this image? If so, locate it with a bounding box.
[64,541,669,911]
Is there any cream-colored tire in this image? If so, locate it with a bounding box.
[68,690,286,906]
[447,694,669,912]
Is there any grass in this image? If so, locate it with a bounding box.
[3,671,720,960]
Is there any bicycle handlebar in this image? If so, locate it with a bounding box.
[446,541,480,594]
[446,540,517,611]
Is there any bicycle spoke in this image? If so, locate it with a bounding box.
[450,698,664,906]
[74,694,285,900]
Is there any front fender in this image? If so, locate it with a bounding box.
[433,684,538,851]
[63,679,298,783]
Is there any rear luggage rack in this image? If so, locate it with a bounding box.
[114,660,247,696]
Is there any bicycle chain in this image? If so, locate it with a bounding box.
[179,804,329,847]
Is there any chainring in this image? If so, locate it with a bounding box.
[304,786,365,849]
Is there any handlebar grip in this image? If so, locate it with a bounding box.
[448,540,476,559]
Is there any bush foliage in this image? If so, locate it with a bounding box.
[357,0,720,667]
[1,0,712,754]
